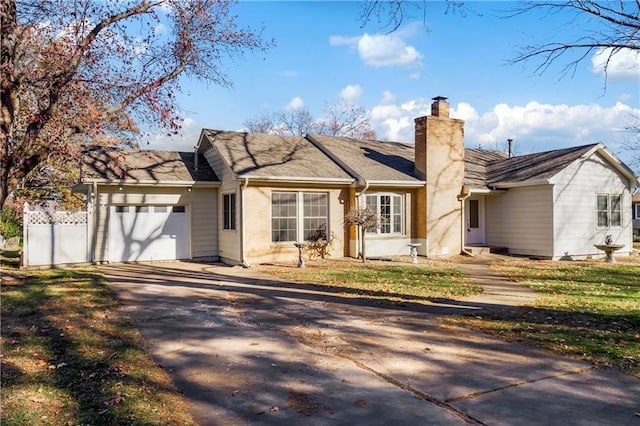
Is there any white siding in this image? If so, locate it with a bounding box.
[551,153,633,259]
[219,184,242,264]
[485,185,554,257]
[92,186,217,263]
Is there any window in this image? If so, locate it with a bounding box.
[303,193,328,240]
[223,193,236,230]
[115,206,128,213]
[365,193,403,235]
[172,206,186,213]
[271,192,328,243]
[597,194,622,228]
[135,206,149,213]
[635,203,640,220]
[469,199,479,229]
[154,206,168,213]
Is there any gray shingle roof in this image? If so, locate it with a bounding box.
[202,130,353,181]
[81,146,218,182]
[486,144,598,186]
[464,149,508,188]
[308,134,422,182]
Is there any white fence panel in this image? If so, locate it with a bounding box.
[24,206,89,267]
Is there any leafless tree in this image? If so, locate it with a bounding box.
[243,101,376,140]
[358,0,463,32]
[344,207,380,263]
[508,1,640,80]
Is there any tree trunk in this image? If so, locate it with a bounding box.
[360,227,367,263]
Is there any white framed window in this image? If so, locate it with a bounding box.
[597,194,622,228]
[365,193,403,235]
[271,192,329,243]
[223,193,236,230]
[635,203,640,220]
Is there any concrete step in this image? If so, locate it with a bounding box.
[465,246,508,255]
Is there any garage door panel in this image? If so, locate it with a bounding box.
[109,205,189,262]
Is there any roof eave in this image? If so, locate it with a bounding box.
[238,176,355,185]
[491,179,551,189]
[81,178,220,187]
[364,180,426,187]
[591,144,638,187]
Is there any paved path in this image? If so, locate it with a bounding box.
[455,256,539,306]
[102,261,640,426]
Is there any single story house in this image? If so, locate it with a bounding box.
[633,192,640,238]
[76,96,638,265]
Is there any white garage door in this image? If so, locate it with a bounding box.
[108,205,189,262]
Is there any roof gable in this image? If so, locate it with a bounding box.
[81,146,218,183]
[202,130,353,181]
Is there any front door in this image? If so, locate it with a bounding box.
[465,196,485,245]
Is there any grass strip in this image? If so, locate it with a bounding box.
[1,251,196,425]
[443,261,640,376]
[256,259,482,303]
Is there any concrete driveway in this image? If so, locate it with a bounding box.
[101,261,640,426]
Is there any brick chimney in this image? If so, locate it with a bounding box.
[414,96,465,257]
[431,95,450,118]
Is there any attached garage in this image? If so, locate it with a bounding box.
[78,147,220,264]
[108,205,190,262]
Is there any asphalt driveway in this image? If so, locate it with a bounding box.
[101,261,640,426]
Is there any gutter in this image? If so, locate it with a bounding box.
[457,185,475,257]
[81,178,220,188]
[240,177,250,268]
[239,175,354,185]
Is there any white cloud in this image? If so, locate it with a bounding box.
[339,84,362,103]
[328,35,360,46]
[145,117,199,151]
[330,26,423,68]
[370,98,639,165]
[380,91,396,104]
[358,33,422,67]
[285,96,304,110]
[591,47,640,81]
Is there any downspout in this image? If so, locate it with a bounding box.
[458,186,475,257]
[240,177,250,267]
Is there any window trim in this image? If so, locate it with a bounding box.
[634,203,640,220]
[597,193,622,228]
[364,192,404,236]
[223,192,237,231]
[271,191,329,244]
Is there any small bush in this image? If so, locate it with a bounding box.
[0,207,22,239]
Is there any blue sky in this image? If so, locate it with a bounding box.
[147,1,640,172]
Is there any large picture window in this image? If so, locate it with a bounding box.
[365,193,403,235]
[223,193,236,230]
[597,194,622,228]
[272,192,328,243]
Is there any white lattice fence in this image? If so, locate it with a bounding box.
[23,203,89,267]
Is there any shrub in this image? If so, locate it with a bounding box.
[0,207,22,239]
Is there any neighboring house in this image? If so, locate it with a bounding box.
[76,96,638,265]
[633,192,640,239]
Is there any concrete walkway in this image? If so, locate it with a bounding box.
[102,261,640,426]
[455,256,539,306]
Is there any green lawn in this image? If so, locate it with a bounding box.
[256,258,483,301]
[0,251,196,425]
[444,261,640,376]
